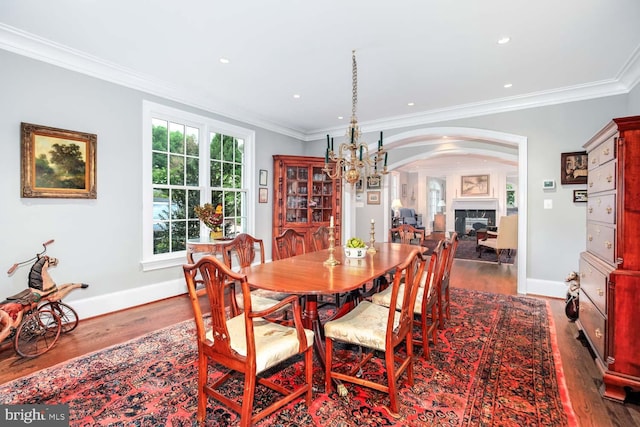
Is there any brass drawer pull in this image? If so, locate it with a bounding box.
[588,234,593,241]
[605,241,612,249]
[591,157,597,164]
[589,207,593,213]
[607,175,613,183]
[595,328,602,339]
[597,288,604,296]
[603,148,610,156]
[589,181,594,187]
[606,206,612,214]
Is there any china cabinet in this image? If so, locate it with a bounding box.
[272,155,341,254]
[579,115,640,402]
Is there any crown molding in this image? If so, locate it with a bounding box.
[0,24,306,141]
[2,23,638,143]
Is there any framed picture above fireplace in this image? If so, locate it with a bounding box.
[461,175,489,197]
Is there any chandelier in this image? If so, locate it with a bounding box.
[323,50,388,186]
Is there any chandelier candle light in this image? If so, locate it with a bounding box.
[323,50,389,185]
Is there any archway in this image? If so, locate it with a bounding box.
[381,127,527,294]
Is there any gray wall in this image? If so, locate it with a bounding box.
[0,50,302,314]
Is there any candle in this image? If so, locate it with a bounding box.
[371,218,374,224]
[351,127,354,144]
[325,148,329,163]
[326,134,330,150]
[384,152,388,167]
[380,131,383,147]
[331,137,334,152]
[359,146,363,161]
[330,216,334,228]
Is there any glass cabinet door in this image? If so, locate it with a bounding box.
[311,166,333,223]
[285,166,309,223]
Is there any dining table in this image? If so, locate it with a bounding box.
[239,242,421,380]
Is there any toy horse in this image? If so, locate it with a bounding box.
[0,243,89,344]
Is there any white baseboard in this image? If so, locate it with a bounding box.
[525,278,568,299]
[67,278,187,321]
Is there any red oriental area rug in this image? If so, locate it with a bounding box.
[0,288,577,426]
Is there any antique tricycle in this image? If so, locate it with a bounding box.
[0,240,88,357]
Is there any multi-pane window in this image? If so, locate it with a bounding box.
[143,102,252,265]
[208,132,245,238]
[151,119,201,254]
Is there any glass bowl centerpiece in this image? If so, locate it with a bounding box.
[345,237,367,258]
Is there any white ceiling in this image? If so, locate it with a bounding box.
[1,0,640,174]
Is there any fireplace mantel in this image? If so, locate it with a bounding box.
[451,198,499,211]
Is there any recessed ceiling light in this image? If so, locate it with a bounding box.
[504,83,513,88]
[497,36,511,45]
[338,116,344,120]
[219,57,230,64]
[407,102,415,106]
[293,94,301,99]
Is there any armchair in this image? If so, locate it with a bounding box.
[398,208,423,229]
[477,215,518,264]
[182,256,313,426]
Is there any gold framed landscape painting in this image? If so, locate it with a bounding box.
[21,122,97,199]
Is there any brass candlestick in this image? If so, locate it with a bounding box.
[367,221,377,254]
[324,225,341,265]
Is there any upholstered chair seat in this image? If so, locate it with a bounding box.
[212,314,314,373]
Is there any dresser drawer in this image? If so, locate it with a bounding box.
[579,253,608,315]
[588,161,616,194]
[578,293,606,362]
[588,134,616,170]
[587,194,616,224]
[586,223,616,264]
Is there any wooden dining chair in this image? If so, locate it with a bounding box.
[388,224,426,246]
[371,240,448,360]
[324,247,426,416]
[223,233,291,317]
[183,255,314,427]
[273,228,307,260]
[439,232,459,328]
[311,226,338,251]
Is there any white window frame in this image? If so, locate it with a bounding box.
[141,101,255,271]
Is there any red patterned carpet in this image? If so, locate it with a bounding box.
[0,288,575,426]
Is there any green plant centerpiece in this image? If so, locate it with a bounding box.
[345,237,367,258]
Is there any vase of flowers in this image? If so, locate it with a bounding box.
[194,203,224,240]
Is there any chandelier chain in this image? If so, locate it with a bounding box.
[352,49,358,120]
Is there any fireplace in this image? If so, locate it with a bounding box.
[451,198,499,237]
[455,210,496,236]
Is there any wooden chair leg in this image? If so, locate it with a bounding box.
[197,356,208,423]
[241,372,256,427]
[325,338,334,394]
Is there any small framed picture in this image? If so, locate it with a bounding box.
[543,179,556,189]
[259,169,268,186]
[258,187,268,203]
[367,191,381,205]
[573,189,588,203]
[367,175,381,189]
[461,175,490,196]
[561,151,588,185]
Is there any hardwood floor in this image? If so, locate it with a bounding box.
[1,258,639,426]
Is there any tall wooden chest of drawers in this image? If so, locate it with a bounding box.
[580,115,640,402]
